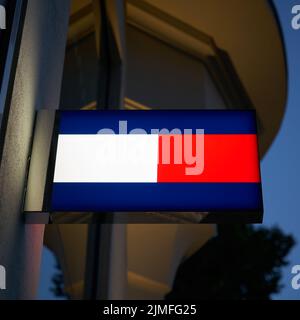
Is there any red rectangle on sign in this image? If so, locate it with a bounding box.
[157,134,260,183]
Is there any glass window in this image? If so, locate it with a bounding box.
[60,0,97,110]
[126,25,225,110]
[60,23,226,111]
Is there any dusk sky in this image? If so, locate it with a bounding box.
[261,0,300,300]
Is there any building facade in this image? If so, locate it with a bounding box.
[0,0,287,299]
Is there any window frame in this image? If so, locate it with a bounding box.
[66,0,255,112]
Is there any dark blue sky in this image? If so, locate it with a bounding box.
[261,0,300,300]
[38,0,300,300]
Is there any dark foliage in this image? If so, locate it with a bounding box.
[166,224,295,300]
[50,259,69,299]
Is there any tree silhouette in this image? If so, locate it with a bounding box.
[166,224,295,300]
[50,258,69,299]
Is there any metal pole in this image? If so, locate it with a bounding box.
[84,0,126,300]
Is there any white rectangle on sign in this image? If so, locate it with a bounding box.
[53,134,159,183]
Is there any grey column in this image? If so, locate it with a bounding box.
[0,0,70,299]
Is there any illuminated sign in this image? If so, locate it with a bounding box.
[45,110,263,222]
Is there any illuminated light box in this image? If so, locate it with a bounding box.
[45,110,263,222]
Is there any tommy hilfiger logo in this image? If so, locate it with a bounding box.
[0,5,6,30]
